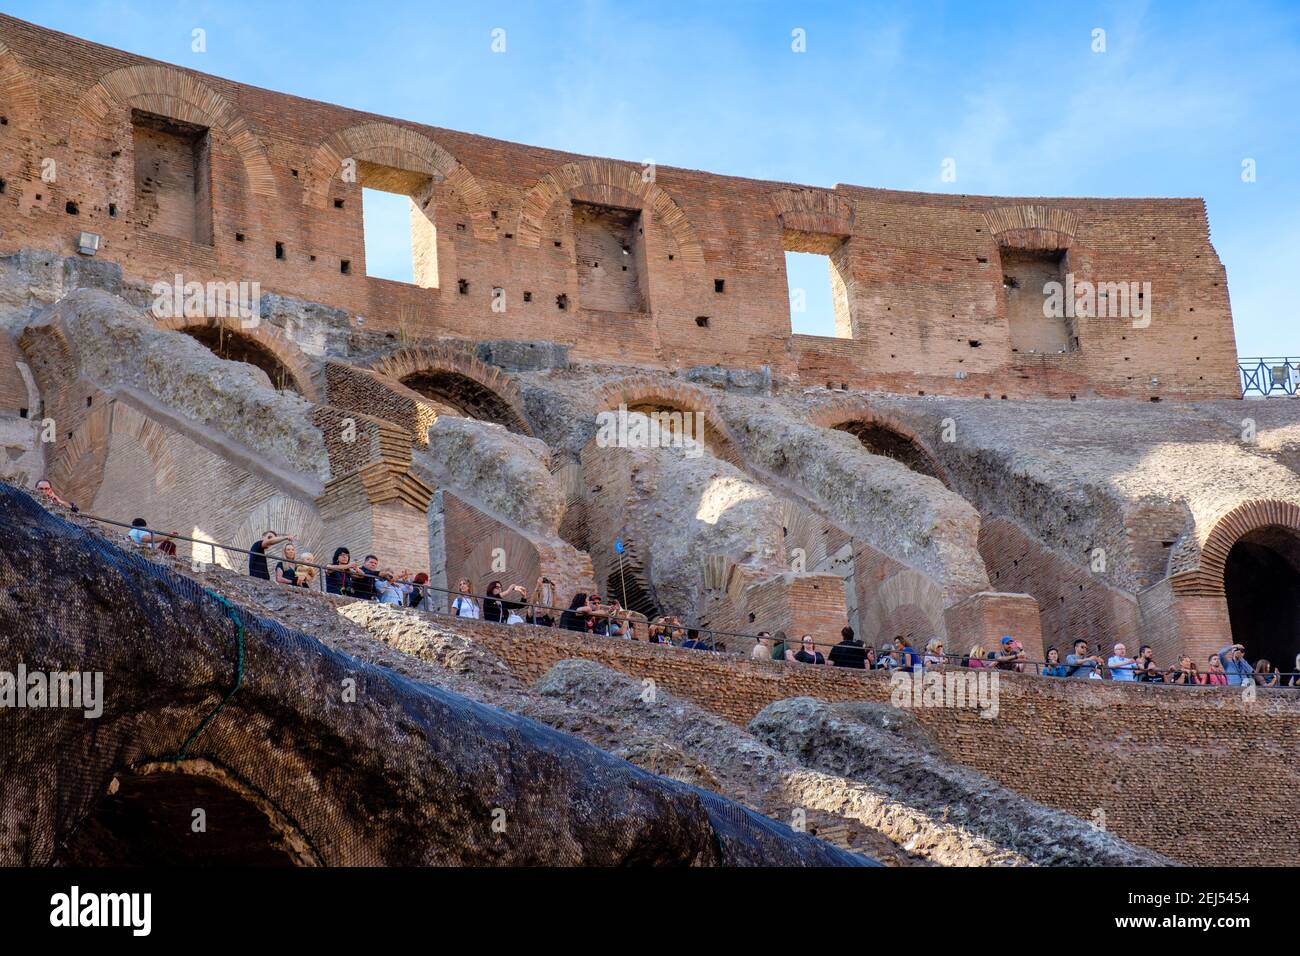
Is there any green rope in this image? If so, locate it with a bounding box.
[174,589,245,764]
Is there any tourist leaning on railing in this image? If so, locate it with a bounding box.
[1042,647,1069,678]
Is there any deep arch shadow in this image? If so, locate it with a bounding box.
[364,346,532,435]
[401,368,523,430]
[1225,526,1300,673]
[832,420,944,482]
[181,326,305,394]
[56,763,317,866]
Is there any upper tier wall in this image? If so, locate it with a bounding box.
[0,14,1239,400]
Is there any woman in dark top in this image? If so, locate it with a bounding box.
[794,634,825,665]
[483,581,529,623]
[325,547,353,595]
[407,572,428,609]
[558,593,590,633]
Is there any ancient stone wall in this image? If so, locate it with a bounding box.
[453,615,1300,866]
[0,14,1238,400]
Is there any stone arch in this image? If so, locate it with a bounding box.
[858,569,948,647]
[156,316,318,399]
[364,345,532,435]
[0,39,40,130]
[984,204,1081,251]
[592,376,743,467]
[770,187,855,237]
[56,759,320,866]
[73,63,278,208]
[302,121,495,238]
[515,159,705,269]
[807,400,954,486]
[1171,499,1300,596]
[49,402,114,508]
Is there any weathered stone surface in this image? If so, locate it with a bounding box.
[748,696,1171,866]
[0,248,122,331]
[0,484,868,867]
[21,288,329,481]
[414,415,565,535]
[476,339,571,372]
[259,292,352,359]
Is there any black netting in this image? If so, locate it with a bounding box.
[0,483,872,867]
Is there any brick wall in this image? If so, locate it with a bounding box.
[452,615,1300,866]
[0,14,1239,400]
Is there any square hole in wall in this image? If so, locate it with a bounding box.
[572,201,645,313]
[784,228,850,338]
[360,162,439,288]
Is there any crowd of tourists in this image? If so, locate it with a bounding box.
[34,478,1295,692]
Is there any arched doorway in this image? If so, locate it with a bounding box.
[401,369,523,430]
[182,326,303,394]
[1225,526,1300,673]
[832,420,943,482]
[56,766,316,866]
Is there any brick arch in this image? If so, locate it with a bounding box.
[301,122,495,239]
[515,159,705,269]
[74,64,277,207]
[1171,499,1300,596]
[770,187,855,236]
[155,316,319,400]
[806,399,955,487]
[0,39,40,130]
[859,570,948,646]
[984,204,1081,252]
[591,377,743,466]
[363,345,532,435]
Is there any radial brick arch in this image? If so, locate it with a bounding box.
[157,316,319,399]
[50,402,114,508]
[0,39,40,130]
[73,64,278,210]
[808,401,954,487]
[858,570,948,647]
[1172,499,1300,596]
[301,122,495,239]
[770,187,855,237]
[515,159,705,270]
[592,377,743,467]
[228,495,326,572]
[364,346,532,435]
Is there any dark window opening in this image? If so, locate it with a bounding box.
[523,291,532,303]
[235,232,245,242]
[275,241,285,260]
[108,203,117,218]
[65,201,79,215]
[340,259,351,275]
[714,278,725,293]
[696,316,710,328]
[334,198,345,209]
[556,293,568,310]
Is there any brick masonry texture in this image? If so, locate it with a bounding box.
[0,14,1239,400]
[454,615,1300,867]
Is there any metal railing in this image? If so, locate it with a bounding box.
[1239,357,1300,397]
[70,506,1300,688]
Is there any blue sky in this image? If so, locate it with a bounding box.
[8,0,1299,354]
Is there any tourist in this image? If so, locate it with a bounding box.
[325,547,358,596]
[993,636,1026,672]
[248,530,294,580]
[794,634,825,665]
[128,518,178,554]
[668,617,687,644]
[1290,654,1300,688]
[1042,647,1069,678]
[484,581,529,623]
[1216,643,1253,685]
[584,595,611,636]
[1134,645,1163,683]
[877,643,899,669]
[34,478,77,512]
[274,542,304,587]
[752,631,773,661]
[559,593,590,632]
[530,577,558,627]
[829,626,867,669]
[647,616,669,644]
[894,635,921,673]
[349,554,380,599]
[771,630,795,662]
[1203,653,1228,686]
[376,571,406,606]
[863,645,877,669]
[1254,659,1280,687]
[406,571,428,609]
[1107,643,1137,682]
[682,628,712,651]
[451,578,481,619]
[922,638,945,670]
[965,643,990,669]
[297,552,319,590]
[1065,639,1104,678]
[1166,655,1198,686]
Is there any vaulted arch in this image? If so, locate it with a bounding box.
[591,376,743,466]
[807,400,953,486]
[1171,499,1300,595]
[0,39,40,130]
[157,316,318,399]
[364,345,532,435]
[73,63,277,207]
[302,121,495,239]
[516,159,705,270]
